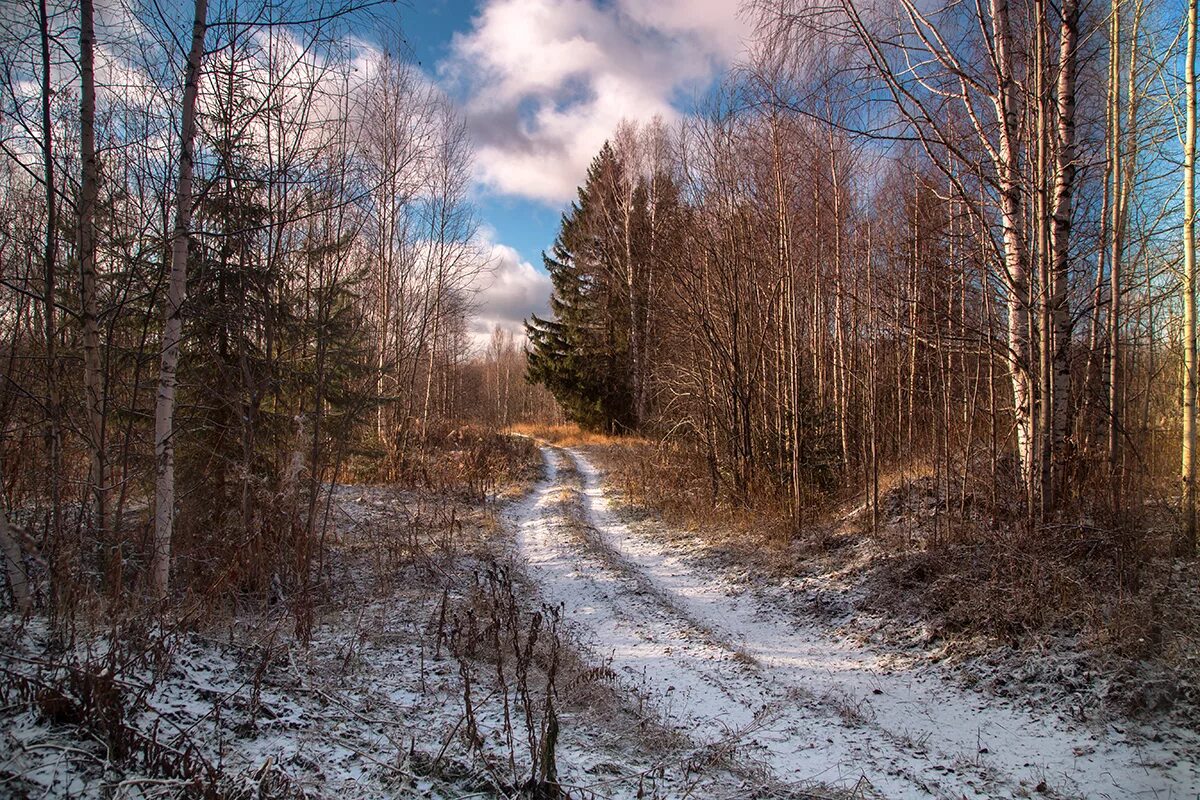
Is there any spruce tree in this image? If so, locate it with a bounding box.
[526,144,634,431]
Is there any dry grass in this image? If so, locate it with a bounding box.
[345,422,543,501]
[572,431,1200,726]
[582,436,800,560]
[507,422,647,449]
[0,434,642,797]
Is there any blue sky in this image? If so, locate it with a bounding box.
[406,1,569,277]
[346,0,749,340]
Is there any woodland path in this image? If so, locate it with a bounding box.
[509,444,1197,799]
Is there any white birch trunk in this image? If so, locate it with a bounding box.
[78,0,106,537]
[991,0,1036,486]
[1183,0,1198,550]
[1106,0,1123,470]
[0,507,30,614]
[151,0,208,600]
[1049,0,1079,464]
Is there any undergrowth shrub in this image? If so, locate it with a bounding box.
[438,564,566,798]
[571,423,1197,716]
[0,621,306,799]
[349,422,541,501]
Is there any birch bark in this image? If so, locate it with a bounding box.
[1049,0,1079,472]
[79,0,106,539]
[0,507,30,614]
[991,0,1035,488]
[151,0,209,599]
[1182,0,1198,551]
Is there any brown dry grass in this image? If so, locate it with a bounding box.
[344,422,543,501]
[570,429,1200,725]
[582,436,801,562]
[507,422,648,448]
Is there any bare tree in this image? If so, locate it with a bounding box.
[151,0,209,600]
[78,0,105,543]
[1049,0,1080,488]
[1183,0,1198,551]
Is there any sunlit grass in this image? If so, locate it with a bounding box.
[507,422,649,448]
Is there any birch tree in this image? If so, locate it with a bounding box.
[151,0,209,600]
[1183,0,1198,552]
[78,0,105,542]
[1049,0,1079,477]
[816,0,1040,497]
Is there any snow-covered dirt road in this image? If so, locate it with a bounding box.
[510,444,1198,799]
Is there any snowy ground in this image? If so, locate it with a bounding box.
[3,446,1196,798]
[513,444,1200,799]
[0,479,776,798]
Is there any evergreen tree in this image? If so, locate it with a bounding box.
[526,144,635,431]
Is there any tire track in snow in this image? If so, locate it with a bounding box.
[513,444,1196,798]
[513,450,770,738]
[512,446,963,796]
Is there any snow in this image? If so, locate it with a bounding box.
[512,444,1200,799]
[0,482,766,799]
[4,449,1196,798]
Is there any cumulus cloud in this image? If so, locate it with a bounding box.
[441,0,748,204]
[470,240,553,348]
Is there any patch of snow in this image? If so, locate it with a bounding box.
[1,481,768,799]
[511,444,1200,798]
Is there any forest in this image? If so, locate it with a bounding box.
[0,0,1198,797]
[529,0,1195,539]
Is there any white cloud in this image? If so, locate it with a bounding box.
[441,0,748,204]
[470,240,553,348]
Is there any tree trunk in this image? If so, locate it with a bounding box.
[991,0,1035,493]
[1049,0,1079,492]
[151,0,208,600]
[1110,2,1142,491]
[1182,0,1198,553]
[421,289,441,439]
[1106,0,1123,477]
[79,0,106,543]
[1035,0,1053,516]
[0,506,30,614]
[829,137,849,471]
[38,0,65,604]
[624,184,644,427]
